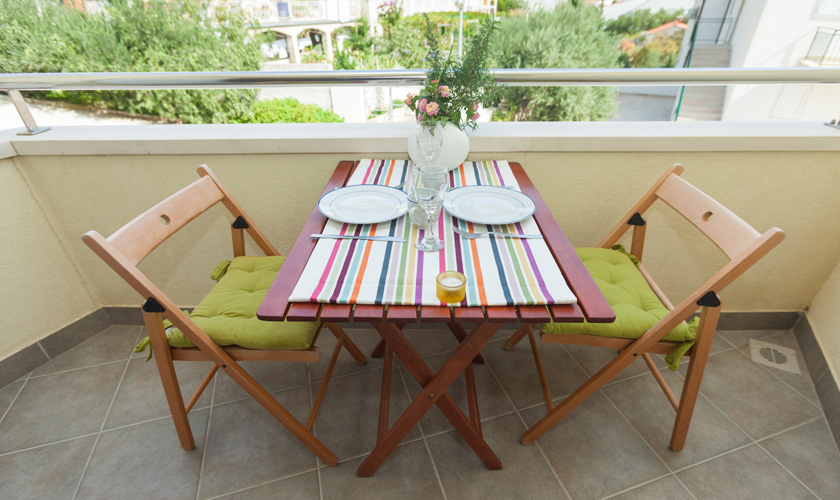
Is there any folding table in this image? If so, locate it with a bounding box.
[258,160,614,476]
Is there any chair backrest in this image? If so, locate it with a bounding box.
[83,164,279,309]
[598,164,785,329]
[82,165,282,353]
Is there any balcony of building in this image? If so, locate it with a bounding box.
[1,69,839,499]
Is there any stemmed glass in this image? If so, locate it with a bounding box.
[414,164,449,252]
[416,121,443,164]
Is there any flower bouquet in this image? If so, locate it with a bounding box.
[404,15,502,132]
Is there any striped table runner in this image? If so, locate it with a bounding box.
[288,159,576,307]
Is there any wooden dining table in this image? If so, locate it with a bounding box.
[257,160,615,477]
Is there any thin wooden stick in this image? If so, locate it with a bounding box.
[378,344,393,443]
[307,338,344,431]
[185,364,219,413]
[642,353,678,411]
[504,324,531,351]
[527,327,553,410]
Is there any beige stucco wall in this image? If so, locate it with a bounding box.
[17,149,839,315]
[804,257,840,381]
[0,156,98,360]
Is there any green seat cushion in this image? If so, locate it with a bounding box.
[542,247,697,370]
[138,256,319,353]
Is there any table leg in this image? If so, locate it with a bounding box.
[377,343,393,444]
[357,321,502,477]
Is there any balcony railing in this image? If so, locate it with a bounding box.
[244,0,362,24]
[3,67,840,134]
[694,17,735,44]
[806,27,840,67]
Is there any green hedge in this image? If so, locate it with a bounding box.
[0,0,268,124]
[248,98,344,123]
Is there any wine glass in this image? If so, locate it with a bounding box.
[416,122,443,164]
[414,183,447,252]
[407,163,448,228]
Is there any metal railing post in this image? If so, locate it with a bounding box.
[6,90,51,135]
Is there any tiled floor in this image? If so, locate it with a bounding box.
[1,323,838,500]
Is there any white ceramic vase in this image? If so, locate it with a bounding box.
[407,122,469,171]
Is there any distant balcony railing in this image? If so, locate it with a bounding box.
[806,27,840,67]
[694,18,735,44]
[246,0,362,24]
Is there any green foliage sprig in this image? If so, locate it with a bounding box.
[404,15,502,131]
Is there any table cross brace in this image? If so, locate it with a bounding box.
[357,321,502,477]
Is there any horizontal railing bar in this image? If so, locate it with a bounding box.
[2,68,840,91]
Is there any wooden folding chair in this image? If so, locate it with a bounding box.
[82,165,366,466]
[505,164,785,450]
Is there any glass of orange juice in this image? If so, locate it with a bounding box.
[436,271,466,304]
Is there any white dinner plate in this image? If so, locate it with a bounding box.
[318,185,409,224]
[443,186,536,225]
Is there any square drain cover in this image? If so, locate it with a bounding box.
[749,339,801,374]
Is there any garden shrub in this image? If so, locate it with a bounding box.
[0,0,268,124]
[249,98,344,123]
[490,4,621,121]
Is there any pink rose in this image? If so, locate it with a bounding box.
[426,102,440,116]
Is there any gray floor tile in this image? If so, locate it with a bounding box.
[400,351,515,436]
[319,440,444,500]
[695,349,823,440]
[400,326,462,358]
[213,360,308,405]
[0,362,124,453]
[483,341,590,410]
[32,325,141,377]
[198,387,318,499]
[677,444,816,499]
[214,471,320,500]
[521,392,669,500]
[312,368,420,462]
[718,329,786,349]
[105,357,214,430]
[563,343,667,384]
[602,370,751,470]
[760,418,840,500]
[735,331,822,408]
[609,475,693,500]
[426,414,569,500]
[76,410,209,500]
[0,380,24,421]
[309,327,384,382]
[0,435,96,500]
